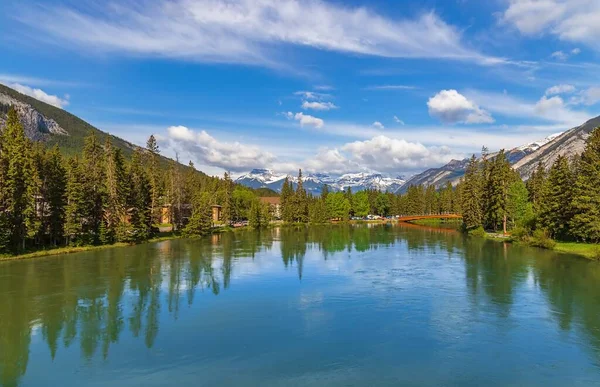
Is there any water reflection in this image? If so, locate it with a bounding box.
[0,224,599,386]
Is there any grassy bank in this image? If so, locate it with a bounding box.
[478,230,600,261]
[0,232,184,262]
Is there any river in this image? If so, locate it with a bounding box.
[1,224,599,386]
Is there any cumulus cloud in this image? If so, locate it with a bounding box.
[341,135,459,173]
[427,89,494,124]
[393,116,405,125]
[294,91,331,101]
[286,112,324,128]
[166,125,276,172]
[551,50,569,60]
[301,101,338,111]
[4,83,69,108]
[545,84,576,96]
[570,86,600,106]
[372,121,385,129]
[501,1,600,51]
[17,0,502,68]
[465,89,591,126]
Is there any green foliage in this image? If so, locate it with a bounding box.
[248,200,272,228]
[468,226,486,238]
[309,199,329,224]
[538,155,574,240]
[460,155,483,229]
[570,127,600,242]
[183,192,212,236]
[325,192,351,221]
[352,191,370,217]
[529,229,556,250]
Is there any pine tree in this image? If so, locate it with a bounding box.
[293,169,309,223]
[320,184,330,201]
[146,135,163,225]
[309,199,329,223]
[64,157,87,245]
[570,127,600,242]
[184,192,212,236]
[127,149,152,242]
[483,150,513,233]
[0,108,39,251]
[221,172,233,225]
[439,181,453,214]
[539,155,574,240]
[506,179,532,229]
[45,146,67,246]
[103,141,128,243]
[352,191,370,217]
[461,155,483,230]
[82,132,105,243]
[526,162,546,213]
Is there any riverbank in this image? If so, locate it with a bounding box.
[0,232,184,262]
[480,231,600,261]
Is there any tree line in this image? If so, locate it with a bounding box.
[278,169,461,224]
[0,107,267,254]
[458,127,600,244]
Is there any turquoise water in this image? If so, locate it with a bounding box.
[1,224,599,386]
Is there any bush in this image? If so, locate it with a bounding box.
[529,229,556,250]
[468,226,486,238]
[591,245,600,261]
[510,226,530,242]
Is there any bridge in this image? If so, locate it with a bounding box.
[397,214,462,223]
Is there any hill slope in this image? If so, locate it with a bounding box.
[513,115,600,179]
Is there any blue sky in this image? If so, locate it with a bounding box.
[1,0,599,177]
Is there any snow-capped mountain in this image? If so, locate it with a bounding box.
[235,169,405,195]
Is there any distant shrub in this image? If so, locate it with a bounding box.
[591,245,600,261]
[468,226,486,238]
[510,226,530,242]
[529,229,556,250]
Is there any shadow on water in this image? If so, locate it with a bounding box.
[0,224,599,386]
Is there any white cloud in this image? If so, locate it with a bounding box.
[465,89,591,126]
[166,126,276,172]
[551,50,569,60]
[393,116,405,125]
[570,86,600,106]
[341,135,459,173]
[4,83,69,108]
[286,112,324,128]
[364,85,416,90]
[572,47,581,54]
[372,121,385,129]
[301,101,338,111]
[294,91,331,101]
[502,1,600,51]
[427,89,494,124]
[17,0,503,68]
[545,84,575,96]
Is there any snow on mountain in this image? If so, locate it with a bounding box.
[235,169,405,194]
[517,132,563,152]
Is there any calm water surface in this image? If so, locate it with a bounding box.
[1,224,600,386]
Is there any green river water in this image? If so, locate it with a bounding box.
[1,224,599,386]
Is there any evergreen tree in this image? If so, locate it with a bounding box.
[292,170,308,223]
[439,181,453,214]
[325,192,351,220]
[127,150,153,242]
[309,199,329,223]
[320,184,330,201]
[461,155,483,230]
[526,162,546,213]
[280,177,294,223]
[0,108,39,251]
[44,146,67,246]
[103,141,128,243]
[221,172,233,225]
[64,157,87,245]
[146,135,163,225]
[82,132,105,243]
[352,191,370,217]
[506,179,532,229]
[570,128,600,242]
[374,192,390,216]
[184,192,212,236]
[483,150,513,233]
[539,155,574,240]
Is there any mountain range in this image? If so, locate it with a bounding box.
[1,83,598,195]
[235,169,406,195]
